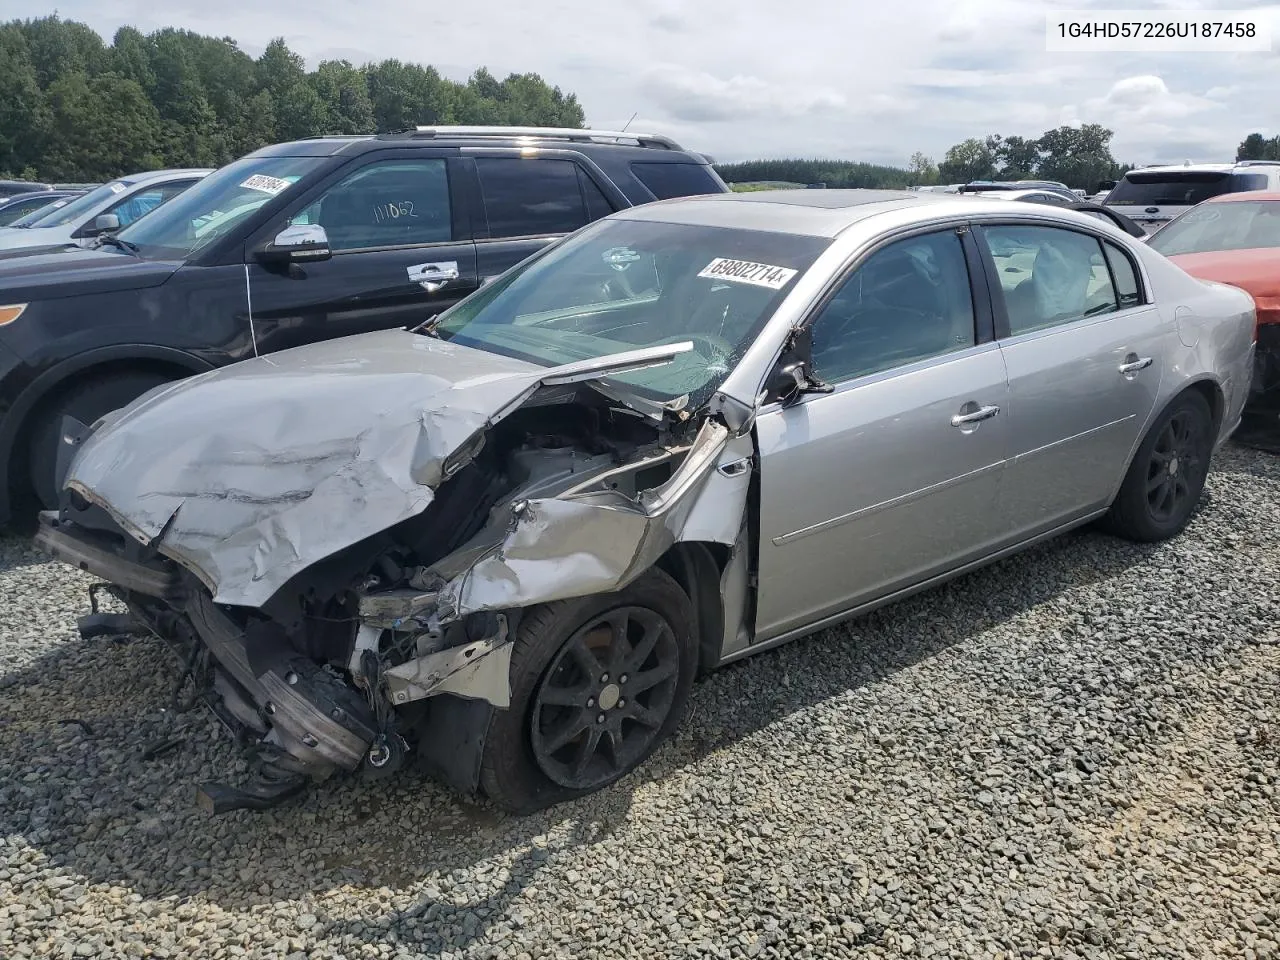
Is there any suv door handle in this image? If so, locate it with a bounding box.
[951,404,1001,427]
[408,261,460,293]
[1119,356,1153,375]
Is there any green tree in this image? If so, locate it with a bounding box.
[1237,132,1280,162]
[312,60,375,134]
[0,16,588,179]
[18,15,106,87]
[907,152,938,186]
[0,25,48,176]
[993,135,1040,179]
[1035,124,1117,189]
[937,137,997,182]
[42,72,161,180]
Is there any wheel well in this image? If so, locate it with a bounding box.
[1185,378,1225,435]
[7,358,194,504]
[655,542,729,677]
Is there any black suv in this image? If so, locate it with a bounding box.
[0,126,727,518]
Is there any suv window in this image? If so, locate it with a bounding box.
[107,182,192,228]
[985,225,1118,335]
[630,162,723,200]
[475,158,593,238]
[809,230,976,384]
[296,159,452,252]
[1108,171,1269,206]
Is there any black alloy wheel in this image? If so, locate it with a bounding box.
[1145,406,1206,523]
[530,606,679,790]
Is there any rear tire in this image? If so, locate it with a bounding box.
[479,568,696,814]
[1105,390,1213,542]
[27,372,173,509]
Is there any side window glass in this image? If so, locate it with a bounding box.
[577,167,614,222]
[985,225,1118,335]
[294,159,452,252]
[475,158,589,238]
[1104,242,1142,307]
[109,187,177,227]
[809,230,976,384]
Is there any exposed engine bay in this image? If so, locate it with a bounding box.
[37,367,753,812]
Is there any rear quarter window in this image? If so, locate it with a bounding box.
[630,162,724,200]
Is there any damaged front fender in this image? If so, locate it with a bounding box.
[372,418,752,708]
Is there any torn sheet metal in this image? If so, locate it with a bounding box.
[64,329,691,608]
[440,419,754,615]
[384,615,512,707]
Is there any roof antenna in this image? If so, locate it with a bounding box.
[621,111,638,133]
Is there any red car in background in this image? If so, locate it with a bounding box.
[1146,193,1280,449]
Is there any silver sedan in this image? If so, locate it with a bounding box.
[38,189,1256,813]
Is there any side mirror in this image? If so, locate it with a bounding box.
[92,213,120,234]
[257,223,331,263]
[765,358,832,405]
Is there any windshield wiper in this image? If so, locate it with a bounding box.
[96,234,141,256]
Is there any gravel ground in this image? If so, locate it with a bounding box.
[1,443,1277,960]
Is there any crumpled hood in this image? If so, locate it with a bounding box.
[65,328,690,608]
[0,245,179,300]
[66,328,554,607]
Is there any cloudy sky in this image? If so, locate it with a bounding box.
[5,0,1279,166]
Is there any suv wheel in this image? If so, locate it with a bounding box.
[27,372,173,509]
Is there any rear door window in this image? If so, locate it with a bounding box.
[983,225,1119,335]
[475,158,592,238]
[630,162,724,200]
[1108,171,1268,206]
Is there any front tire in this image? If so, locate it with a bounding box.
[479,568,696,814]
[1105,390,1213,542]
[27,372,173,509]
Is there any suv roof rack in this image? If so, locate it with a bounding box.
[1237,159,1280,167]
[381,125,684,150]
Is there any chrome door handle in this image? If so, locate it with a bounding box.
[951,404,1000,427]
[1119,356,1153,375]
[408,261,460,293]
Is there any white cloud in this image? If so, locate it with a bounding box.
[6,0,1276,167]
[641,64,847,123]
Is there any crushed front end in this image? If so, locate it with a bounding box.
[34,335,748,812]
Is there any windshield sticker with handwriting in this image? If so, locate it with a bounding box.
[107,182,127,194]
[697,258,797,290]
[240,174,293,196]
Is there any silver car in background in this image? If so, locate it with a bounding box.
[37,190,1256,814]
[0,168,211,253]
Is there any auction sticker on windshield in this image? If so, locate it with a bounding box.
[698,258,798,290]
[240,174,293,196]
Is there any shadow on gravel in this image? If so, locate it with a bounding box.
[0,522,1169,951]
[0,533,57,573]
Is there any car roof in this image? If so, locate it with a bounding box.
[248,127,710,161]
[1126,162,1251,175]
[118,168,214,184]
[617,188,1034,238]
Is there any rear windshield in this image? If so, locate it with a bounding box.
[1108,171,1268,206]
[630,162,725,200]
[1147,200,1280,255]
